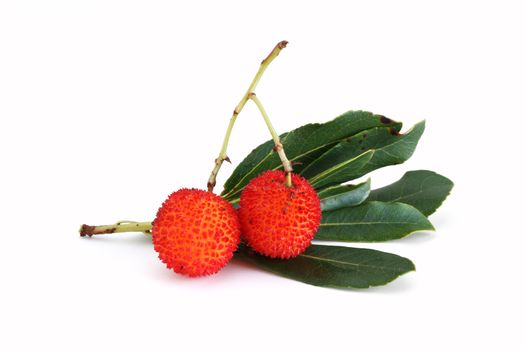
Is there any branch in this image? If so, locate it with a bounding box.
[79,221,152,237]
[207,40,288,193]
[249,93,293,187]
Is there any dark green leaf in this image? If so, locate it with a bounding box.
[235,244,415,288]
[319,178,371,211]
[316,201,434,242]
[301,121,425,190]
[222,111,402,202]
[367,170,454,216]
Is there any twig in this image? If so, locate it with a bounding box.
[207,40,288,192]
[249,93,293,187]
[79,221,152,237]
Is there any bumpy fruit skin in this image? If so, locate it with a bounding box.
[152,189,241,277]
[238,170,321,259]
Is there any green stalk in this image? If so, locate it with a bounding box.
[249,93,293,187]
[207,40,288,192]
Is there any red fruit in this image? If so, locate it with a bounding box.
[152,189,241,277]
[238,170,321,259]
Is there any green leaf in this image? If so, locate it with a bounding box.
[319,178,371,211]
[222,111,402,202]
[235,244,415,288]
[367,170,454,216]
[301,121,426,190]
[316,201,434,242]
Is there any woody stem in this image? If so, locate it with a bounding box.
[207,40,288,193]
[79,221,153,237]
[249,93,293,187]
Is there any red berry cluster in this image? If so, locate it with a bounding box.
[152,170,321,277]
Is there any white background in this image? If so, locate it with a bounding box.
[1,1,524,349]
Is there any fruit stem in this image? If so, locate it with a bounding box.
[79,221,152,237]
[207,40,288,193]
[249,93,293,187]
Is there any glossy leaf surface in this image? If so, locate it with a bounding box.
[319,179,371,211]
[367,170,454,216]
[236,244,415,288]
[316,201,434,242]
